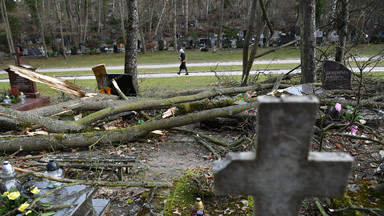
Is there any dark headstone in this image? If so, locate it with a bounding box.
[158,39,165,50]
[107,74,137,96]
[6,66,41,98]
[322,60,352,90]
[205,38,212,48]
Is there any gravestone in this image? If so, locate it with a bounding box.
[5,47,50,110]
[33,181,109,216]
[158,39,166,50]
[322,60,352,90]
[213,96,353,216]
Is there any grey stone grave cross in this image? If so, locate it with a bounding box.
[213,96,354,216]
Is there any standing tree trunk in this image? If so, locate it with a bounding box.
[173,0,178,54]
[35,0,49,59]
[335,0,349,63]
[83,0,89,44]
[153,0,168,39]
[0,0,15,53]
[66,0,78,48]
[148,5,155,41]
[184,0,188,36]
[124,0,139,94]
[97,0,102,33]
[300,0,316,84]
[137,0,146,54]
[241,0,265,86]
[242,0,257,73]
[217,0,224,49]
[55,0,67,59]
[119,0,126,44]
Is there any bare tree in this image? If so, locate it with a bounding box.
[173,0,178,54]
[300,0,316,83]
[34,0,49,59]
[153,0,168,39]
[241,0,265,86]
[0,0,15,53]
[184,0,188,36]
[124,0,139,93]
[217,0,224,49]
[119,0,127,44]
[55,0,67,59]
[335,0,349,63]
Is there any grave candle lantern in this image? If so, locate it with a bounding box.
[0,161,21,193]
[44,159,64,189]
[191,197,204,216]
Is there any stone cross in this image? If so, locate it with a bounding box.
[213,96,353,216]
[12,47,24,66]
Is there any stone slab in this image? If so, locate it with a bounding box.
[322,60,352,90]
[34,182,96,216]
[10,96,50,111]
[92,199,111,216]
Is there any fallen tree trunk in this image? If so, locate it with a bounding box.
[0,106,82,133]
[72,85,268,127]
[1,85,265,133]
[0,102,257,153]
[0,95,118,132]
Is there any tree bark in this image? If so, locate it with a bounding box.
[335,0,349,63]
[300,0,317,83]
[124,0,139,93]
[0,102,257,153]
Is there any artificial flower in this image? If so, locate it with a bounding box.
[30,186,40,194]
[25,210,32,215]
[18,202,29,212]
[7,191,20,200]
[334,103,342,112]
[105,87,111,95]
[2,191,9,197]
[349,125,358,135]
[99,89,105,94]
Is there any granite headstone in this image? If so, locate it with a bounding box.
[322,60,352,90]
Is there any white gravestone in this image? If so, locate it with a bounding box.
[213,96,353,216]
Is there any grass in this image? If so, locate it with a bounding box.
[1,44,382,70]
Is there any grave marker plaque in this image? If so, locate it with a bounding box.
[213,96,354,216]
[322,60,352,90]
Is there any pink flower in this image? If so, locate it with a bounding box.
[349,125,358,135]
[335,103,342,112]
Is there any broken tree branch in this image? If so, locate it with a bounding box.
[0,102,258,153]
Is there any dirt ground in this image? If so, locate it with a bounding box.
[88,120,384,216]
[93,124,216,216]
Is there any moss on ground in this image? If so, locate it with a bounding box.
[162,167,253,216]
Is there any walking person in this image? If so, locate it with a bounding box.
[177,49,189,75]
